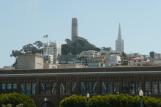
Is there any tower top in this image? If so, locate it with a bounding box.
[115,23,124,53]
[71,17,78,41]
[118,23,122,40]
[72,17,77,19]
[72,17,77,22]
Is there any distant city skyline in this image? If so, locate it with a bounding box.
[1,0,161,67]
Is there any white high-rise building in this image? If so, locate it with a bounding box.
[57,42,62,56]
[43,42,57,64]
[115,23,124,53]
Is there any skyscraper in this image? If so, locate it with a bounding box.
[115,23,124,53]
[43,42,58,64]
[71,17,78,41]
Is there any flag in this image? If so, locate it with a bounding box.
[43,34,48,38]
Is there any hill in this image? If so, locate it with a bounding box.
[62,37,100,55]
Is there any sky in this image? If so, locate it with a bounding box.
[0,0,161,67]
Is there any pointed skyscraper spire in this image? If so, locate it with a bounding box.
[115,23,124,53]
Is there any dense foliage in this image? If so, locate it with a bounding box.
[59,95,87,107]
[59,94,161,107]
[62,37,100,55]
[0,93,36,107]
[10,41,43,57]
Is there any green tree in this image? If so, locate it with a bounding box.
[62,37,100,56]
[10,41,43,58]
[59,95,87,107]
[0,93,36,107]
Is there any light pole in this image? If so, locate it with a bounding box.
[44,97,48,107]
[86,93,90,106]
[139,89,144,107]
[86,93,90,99]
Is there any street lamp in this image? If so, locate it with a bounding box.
[44,97,48,102]
[86,93,90,107]
[44,97,48,107]
[86,93,90,99]
[139,89,144,107]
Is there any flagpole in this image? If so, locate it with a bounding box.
[43,35,49,63]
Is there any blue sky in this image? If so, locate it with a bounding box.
[0,0,161,67]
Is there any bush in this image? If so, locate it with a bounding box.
[59,95,87,107]
[0,92,36,107]
[59,94,161,107]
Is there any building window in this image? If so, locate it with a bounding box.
[40,82,50,95]
[60,83,65,95]
[113,81,122,93]
[26,83,32,95]
[2,83,6,91]
[21,82,36,96]
[7,83,12,90]
[0,83,1,91]
[80,81,98,95]
[51,82,57,95]
[32,83,36,95]
[108,81,113,93]
[152,81,158,95]
[66,82,71,95]
[1,83,17,92]
[102,82,107,94]
[122,81,129,93]
[71,82,77,94]
[80,82,86,95]
[102,81,113,94]
[21,83,25,94]
[159,81,161,95]
[13,83,17,90]
[129,82,138,95]
[145,81,151,95]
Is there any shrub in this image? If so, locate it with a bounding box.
[0,92,36,107]
[59,94,161,107]
[59,95,87,107]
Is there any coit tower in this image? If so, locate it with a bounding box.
[71,17,78,41]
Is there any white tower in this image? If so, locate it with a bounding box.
[115,23,124,53]
[71,17,78,41]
